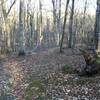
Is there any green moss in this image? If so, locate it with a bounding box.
[62,65,78,74]
[96,57,100,64]
[35,96,47,100]
[25,79,46,100]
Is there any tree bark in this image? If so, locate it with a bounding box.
[94,0,100,52]
[18,0,25,55]
[68,0,75,48]
[60,0,70,52]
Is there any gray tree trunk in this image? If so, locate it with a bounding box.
[57,0,61,45]
[36,0,43,47]
[52,0,62,46]
[68,0,75,48]
[18,0,25,55]
[29,14,34,48]
[52,0,57,45]
[94,0,100,53]
[81,0,87,45]
[60,0,70,52]
[1,0,16,53]
[39,0,43,46]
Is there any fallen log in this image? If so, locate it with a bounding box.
[79,49,100,76]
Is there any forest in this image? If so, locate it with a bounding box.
[0,0,100,100]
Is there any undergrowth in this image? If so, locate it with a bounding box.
[62,65,79,74]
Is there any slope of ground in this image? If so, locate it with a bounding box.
[0,48,100,100]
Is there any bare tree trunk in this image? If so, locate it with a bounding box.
[18,0,25,55]
[81,0,87,44]
[57,0,61,45]
[52,0,62,46]
[94,0,100,53]
[68,0,75,48]
[36,0,43,48]
[45,17,50,48]
[0,0,16,53]
[60,0,70,52]
[39,0,43,46]
[52,0,57,45]
[27,2,29,33]
[1,0,8,52]
[29,14,34,49]
[36,12,39,46]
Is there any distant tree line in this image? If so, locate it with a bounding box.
[0,0,97,55]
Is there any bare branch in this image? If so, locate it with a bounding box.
[6,0,16,17]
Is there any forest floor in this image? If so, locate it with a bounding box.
[0,48,100,100]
